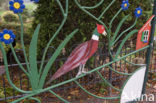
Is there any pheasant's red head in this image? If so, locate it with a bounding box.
[96,24,107,36]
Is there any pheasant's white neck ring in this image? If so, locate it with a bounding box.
[92,34,99,41]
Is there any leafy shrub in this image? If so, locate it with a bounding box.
[22,9,32,22]
[1,11,18,22]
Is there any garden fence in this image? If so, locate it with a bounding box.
[0,39,156,102]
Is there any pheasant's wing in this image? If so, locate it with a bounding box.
[49,41,91,81]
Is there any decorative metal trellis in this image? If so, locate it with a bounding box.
[0,0,156,103]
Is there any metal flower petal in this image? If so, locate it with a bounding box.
[3,29,8,33]
[134,7,143,18]
[9,1,14,6]
[18,0,24,4]
[9,0,25,14]
[121,0,129,10]
[0,29,16,44]
[30,0,39,3]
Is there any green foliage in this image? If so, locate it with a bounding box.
[25,3,37,14]
[32,0,152,58]
[0,11,5,16]
[0,87,5,98]
[99,82,108,93]
[1,11,19,23]
[22,9,32,22]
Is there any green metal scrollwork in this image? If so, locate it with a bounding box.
[0,0,155,102]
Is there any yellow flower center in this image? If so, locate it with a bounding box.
[4,34,11,40]
[137,10,141,14]
[13,2,20,9]
[124,3,127,7]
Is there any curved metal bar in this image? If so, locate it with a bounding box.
[56,0,65,16]
[49,90,70,103]
[109,8,122,28]
[122,58,146,66]
[112,18,138,46]
[107,66,132,76]
[96,70,121,91]
[108,49,116,61]
[65,0,69,14]
[74,0,109,33]
[39,0,69,76]
[10,44,30,76]
[111,15,130,45]
[82,0,104,9]
[29,97,41,103]
[39,29,78,89]
[39,18,67,76]
[74,80,120,100]
[18,14,30,73]
[0,43,32,94]
[115,30,138,59]
[98,0,116,19]
[11,46,149,103]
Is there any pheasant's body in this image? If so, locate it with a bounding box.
[48,24,106,82]
[52,39,99,80]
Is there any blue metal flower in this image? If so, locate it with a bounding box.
[30,0,39,3]
[0,29,16,44]
[9,0,25,14]
[134,7,143,18]
[121,0,129,10]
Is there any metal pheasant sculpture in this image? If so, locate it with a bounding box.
[48,24,107,83]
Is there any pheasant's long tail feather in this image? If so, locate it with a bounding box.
[46,66,65,85]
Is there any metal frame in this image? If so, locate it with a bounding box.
[142,0,156,94]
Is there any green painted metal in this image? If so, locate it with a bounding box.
[29,24,41,90]
[112,18,138,46]
[39,29,78,89]
[74,80,120,100]
[49,90,70,103]
[111,15,130,45]
[10,44,29,76]
[107,66,132,76]
[18,14,30,73]
[98,0,116,19]
[0,0,155,102]
[96,70,121,91]
[29,97,41,103]
[3,45,149,103]
[123,58,146,66]
[109,8,122,28]
[74,0,109,33]
[39,0,68,77]
[0,43,32,94]
[82,0,104,9]
[115,30,138,59]
[141,32,145,42]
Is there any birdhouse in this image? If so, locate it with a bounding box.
[136,15,155,50]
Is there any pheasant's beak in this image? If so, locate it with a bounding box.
[102,30,107,36]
